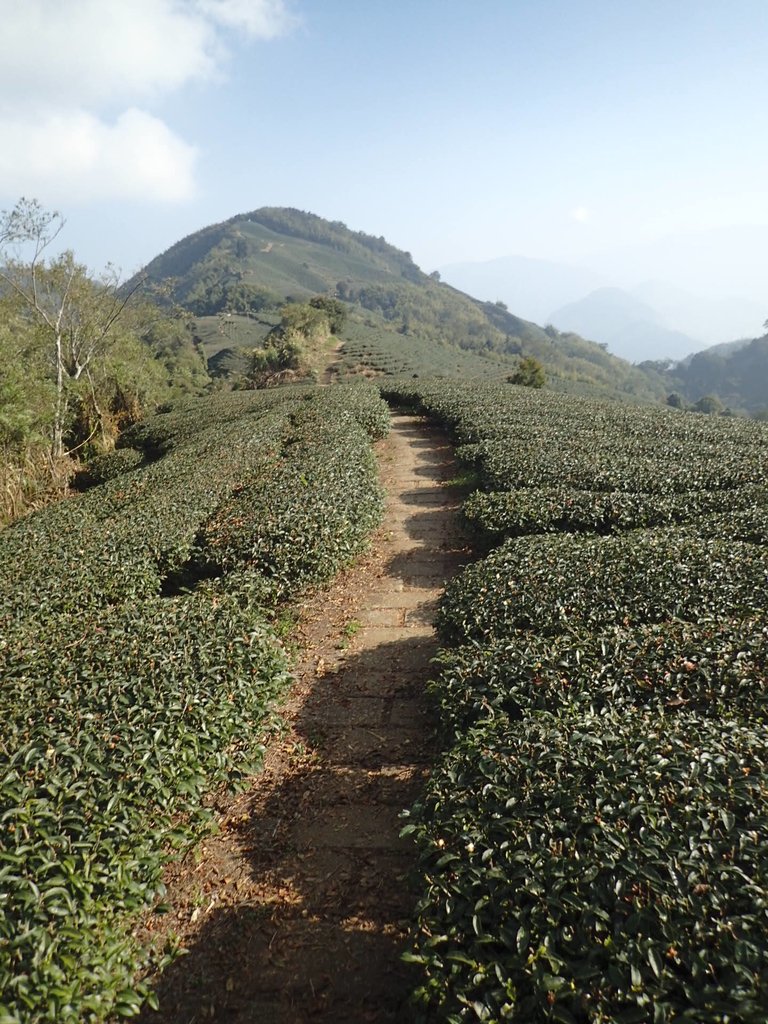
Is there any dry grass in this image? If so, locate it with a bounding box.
[0,445,75,528]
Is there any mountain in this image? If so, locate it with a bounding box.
[664,334,768,415]
[676,336,753,365]
[440,236,766,354]
[548,287,701,363]
[134,208,669,403]
[548,281,764,365]
[438,254,608,325]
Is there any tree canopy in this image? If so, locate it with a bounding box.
[0,199,208,523]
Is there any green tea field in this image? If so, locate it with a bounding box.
[2,366,767,1023]
[0,382,389,1022]
[386,379,768,1023]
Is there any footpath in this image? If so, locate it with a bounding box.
[139,411,471,1023]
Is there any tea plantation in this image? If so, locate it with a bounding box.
[385,381,768,1023]
[0,382,389,1023]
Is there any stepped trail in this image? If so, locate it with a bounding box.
[138,411,473,1023]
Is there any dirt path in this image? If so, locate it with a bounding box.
[319,340,344,384]
[138,412,471,1023]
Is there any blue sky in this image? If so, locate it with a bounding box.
[2,0,767,298]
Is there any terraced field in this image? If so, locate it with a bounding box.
[386,379,768,1024]
[0,383,390,1022]
[2,370,767,1023]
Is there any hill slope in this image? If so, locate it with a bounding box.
[135,208,669,402]
[664,334,768,415]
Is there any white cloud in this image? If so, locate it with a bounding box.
[0,108,198,202]
[0,1,214,106]
[0,0,295,202]
[570,206,592,223]
[196,0,299,38]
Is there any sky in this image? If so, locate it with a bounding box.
[2,0,767,307]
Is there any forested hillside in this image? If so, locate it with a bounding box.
[660,333,768,416]
[0,200,209,525]
[136,207,671,403]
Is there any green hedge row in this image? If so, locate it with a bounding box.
[196,393,387,600]
[0,381,389,1023]
[384,379,768,1022]
[0,384,388,624]
[384,379,768,497]
[405,707,768,1023]
[0,594,288,1022]
[429,614,768,730]
[463,485,768,538]
[438,530,766,643]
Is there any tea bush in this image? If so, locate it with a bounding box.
[405,708,768,1023]
[692,505,768,546]
[431,615,768,731]
[0,381,389,1022]
[0,593,289,1022]
[0,383,387,624]
[387,378,768,1022]
[384,379,768,495]
[463,484,768,538]
[438,530,766,642]
[197,391,387,598]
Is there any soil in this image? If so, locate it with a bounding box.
[136,411,472,1023]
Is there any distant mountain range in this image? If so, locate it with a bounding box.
[577,225,768,309]
[132,208,767,415]
[441,248,766,363]
[630,280,764,348]
[438,254,607,326]
[547,287,700,363]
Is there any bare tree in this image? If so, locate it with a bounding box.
[0,198,143,456]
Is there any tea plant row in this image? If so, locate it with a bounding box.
[385,380,768,1023]
[0,382,389,1023]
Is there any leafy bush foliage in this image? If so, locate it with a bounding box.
[507,355,546,388]
[389,378,768,1022]
[384,379,768,495]
[0,381,388,1022]
[463,484,767,538]
[430,615,768,731]
[0,594,288,1021]
[438,530,766,642]
[406,708,768,1023]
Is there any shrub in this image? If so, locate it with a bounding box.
[0,381,390,1022]
[406,708,768,1023]
[387,377,768,1022]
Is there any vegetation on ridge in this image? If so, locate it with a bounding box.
[135,206,672,404]
[0,199,208,525]
[655,332,768,416]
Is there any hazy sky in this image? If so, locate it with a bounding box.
[2,0,768,291]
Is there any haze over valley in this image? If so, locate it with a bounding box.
[442,228,767,363]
